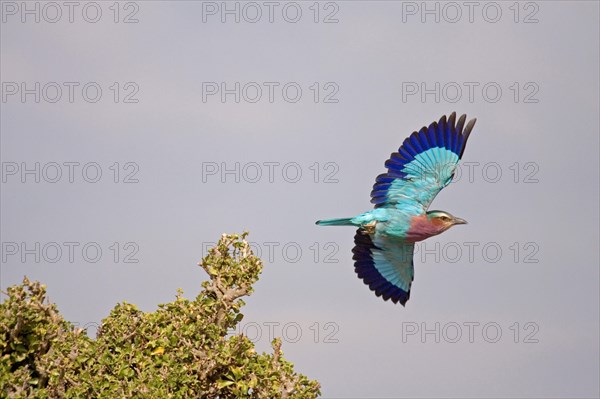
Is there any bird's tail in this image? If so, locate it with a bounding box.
[315,217,355,226]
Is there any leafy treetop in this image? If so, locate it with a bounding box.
[0,233,321,399]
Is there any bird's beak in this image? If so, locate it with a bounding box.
[453,217,468,225]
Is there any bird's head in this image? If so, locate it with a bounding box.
[426,210,468,232]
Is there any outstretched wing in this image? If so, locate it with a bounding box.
[353,229,415,306]
[371,113,476,212]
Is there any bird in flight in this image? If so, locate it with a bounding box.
[316,113,476,306]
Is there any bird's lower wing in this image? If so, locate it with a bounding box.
[352,229,415,306]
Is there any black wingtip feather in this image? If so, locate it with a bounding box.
[448,112,457,129]
[459,117,477,158]
[463,118,477,140]
[456,114,467,134]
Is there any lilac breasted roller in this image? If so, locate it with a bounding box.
[316,113,476,306]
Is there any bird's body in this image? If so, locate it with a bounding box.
[316,113,476,306]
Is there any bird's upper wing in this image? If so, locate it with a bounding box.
[371,113,476,212]
[353,229,415,305]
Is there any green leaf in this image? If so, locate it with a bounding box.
[217,379,235,389]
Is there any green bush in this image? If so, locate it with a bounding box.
[0,233,321,398]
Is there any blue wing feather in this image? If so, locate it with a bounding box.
[371,112,476,211]
[353,229,414,306]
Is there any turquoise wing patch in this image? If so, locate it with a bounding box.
[371,113,476,211]
[353,229,415,306]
